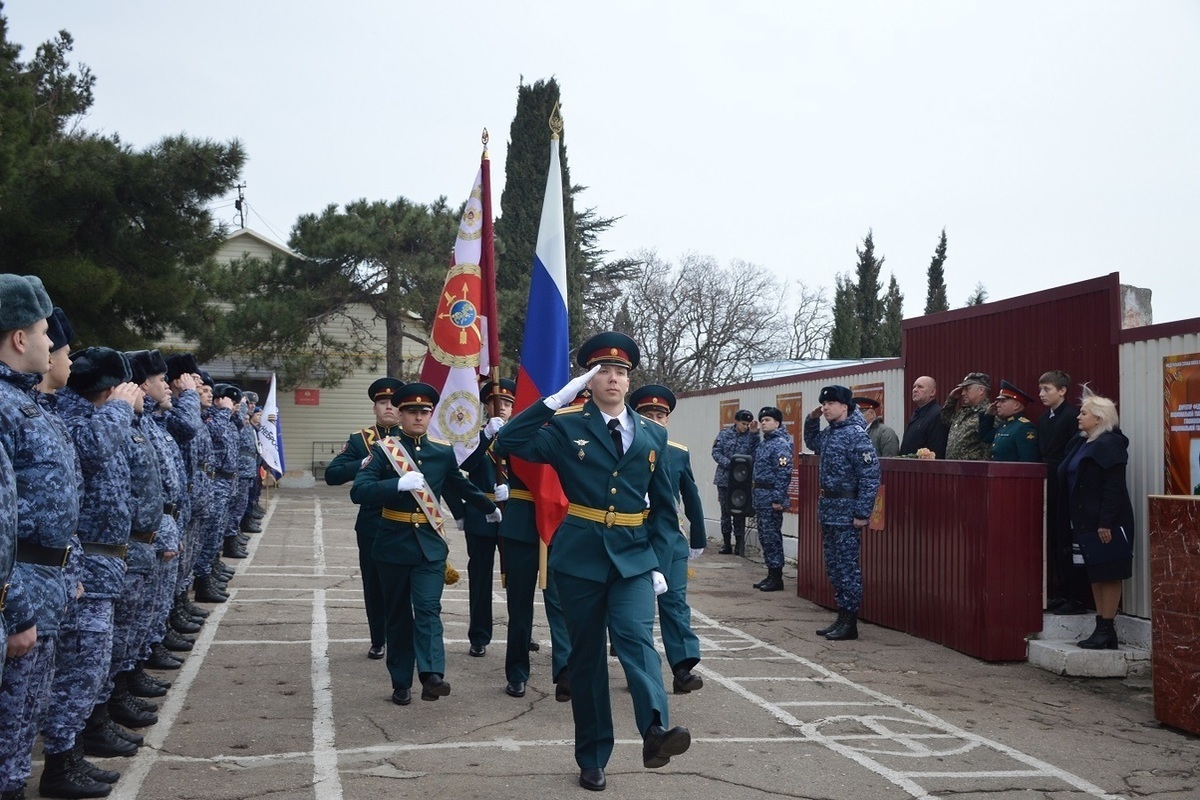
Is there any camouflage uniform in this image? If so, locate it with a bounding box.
[39,386,133,758]
[0,364,80,794]
[803,408,880,615]
[941,396,991,461]
[980,413,1040,462]
[227,407,257,539]
[144,396,189,657]
[711,424,759,542]
[0,443,20,681]
[752,426,793,570]
[198,405,237,577]
[167,389,208,592]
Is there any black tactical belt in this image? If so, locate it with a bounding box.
[163,503,179,518]
[753,482,774,489]
[0,582,9,611]
[81,541,129,559]
[215,470,236,479]
[16,541,72,568]
[819,488,858,500]
[130,529,158,544]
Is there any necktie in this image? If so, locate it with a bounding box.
[607,418,624,458]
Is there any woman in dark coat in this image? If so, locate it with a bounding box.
[1056,390,1135,650]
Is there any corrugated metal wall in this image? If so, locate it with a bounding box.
[1119,327,1200,618]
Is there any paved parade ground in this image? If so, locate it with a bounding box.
[49,485,1197,800]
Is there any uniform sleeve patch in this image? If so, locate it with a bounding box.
[778,456,790,467]
[862,451,875,463]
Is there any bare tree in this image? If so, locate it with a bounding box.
[593,251,791,391]
[789,281,832,359]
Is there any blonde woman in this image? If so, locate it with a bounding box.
[1055,390,1135,650]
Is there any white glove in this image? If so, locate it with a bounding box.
[454,517,465,531]
[651,570,668,595]
[689,548,704,561]
[485,507,503,523]
[483,416,505,438]
[396,472,425,493]
[493,484,509,502]
[544,365,601,410]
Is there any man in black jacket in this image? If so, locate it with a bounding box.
[899,376,947,458]
[1036,370,1085,614]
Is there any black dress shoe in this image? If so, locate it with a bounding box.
[391,688,412,706]
[578,767,606,791]
[367,645,385,660]
[672,669,703,694]
[504,681,526,698]
[642,724,691,768]
[527,640,540,652]
[555,674,571,702]
[469,644,486,657]
[420,675,452,701]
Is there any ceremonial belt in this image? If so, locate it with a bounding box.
[566,504,644,528]
[485,492,496,501]
[508,489,535,503]
[130,529,158,544]
[215,470,236,480]
[163,503,178,518]
[381,509,430,525]
[81,541,129,559]
[0,582,8,611]
[15,541,72,568]
[378,436,445,537]
[819,488,858,500]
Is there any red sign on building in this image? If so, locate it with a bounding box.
[294,389,320,406]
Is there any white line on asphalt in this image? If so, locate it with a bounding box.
[310,497,344,799]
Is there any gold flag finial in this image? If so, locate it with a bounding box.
[549,101,563,140]
[481,127,489,159]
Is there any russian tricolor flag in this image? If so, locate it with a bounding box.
[511,133,570,543]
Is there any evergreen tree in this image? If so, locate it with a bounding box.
[854,230,885,355]
[827,274,862,359]
[880,273,904,357]
[924,228,949,314]
[966,282,989,306]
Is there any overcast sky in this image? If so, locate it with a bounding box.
[8,1,1199,325]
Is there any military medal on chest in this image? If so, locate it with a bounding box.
[649,449,656,472]
[574,439,588,460]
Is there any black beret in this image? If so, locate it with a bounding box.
[577,331,640,370]
[127,350,168,384]
[630,384,676,414]
[68,347,133,395]
[47,307,75,352]
[0,274,53,332]
[165,353,200,381]
[818,385,853,406]
[759,406,784,423]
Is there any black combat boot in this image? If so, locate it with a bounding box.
[734,535,746,556]
[240,518,262,533]
[758,567,784,592]
[78,706,138,758]
[816,610,847,636]
[183,595,211,619]
[127,665,168,698]
[222,537,247,559]
[194,575,228,604]
[162,629,195,652]
[145,642,183,670]
[109,673,159,728]
[824,612,859,640]
[170,599,202,634]
[1077,615,1118,650]
[718,533,733,555]
[38,749,111,799]
[752,570,772,589]
[70,746,119,785]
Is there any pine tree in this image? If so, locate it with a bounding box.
[827,274,862,359]
[966,282,989,306]
[924,228,949,314]
[854,230,885,356]
[880,273,904,357]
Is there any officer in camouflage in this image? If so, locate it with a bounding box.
[804,385,881,642]
[941,372,992,460]
[980,380,1040,462]
[751,406,793,593]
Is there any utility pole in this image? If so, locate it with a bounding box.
[234,183,247,228]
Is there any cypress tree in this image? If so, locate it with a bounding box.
[924,228,949,314]
[854,230,884,356]
[880,273,904,357]
[827,275,862,359]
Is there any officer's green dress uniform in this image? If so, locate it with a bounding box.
[631,386,707,689]
[979,380,1040,462]
[324,377,403,655]
[492,341,679,773]
[350,384,497,697]
[452,431,503,652]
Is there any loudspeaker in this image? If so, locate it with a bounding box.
[728,454,755,517]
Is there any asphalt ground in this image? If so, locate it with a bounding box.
[32,484,1198,800]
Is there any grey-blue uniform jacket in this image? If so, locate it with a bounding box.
[803,408,881,526]
[126,414,163,575]
[752,427,794,509]
[711,424,759,487]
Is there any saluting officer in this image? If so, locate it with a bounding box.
[350,383,500,706]
[492,332,691,793]
[629,384,707,694]
[804,385,882,642]
[324,377,404,660]
[980,380,1040,462]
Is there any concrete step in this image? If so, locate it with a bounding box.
[1028,613,1151,678]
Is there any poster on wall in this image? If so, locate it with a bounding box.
[718,399,741,427]
[776,391,804,513]
[1164,353,1200,495]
